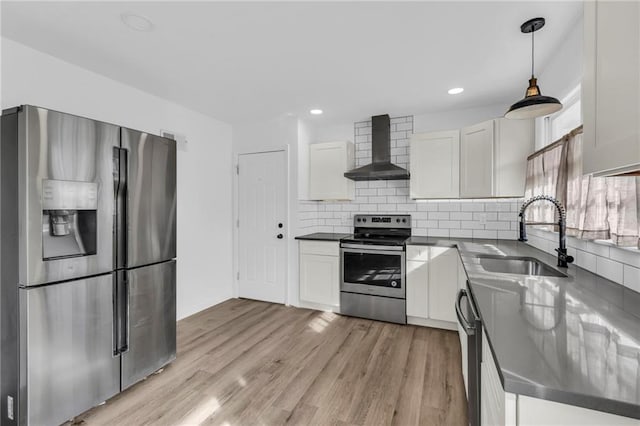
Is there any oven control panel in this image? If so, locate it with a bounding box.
[353,214,411,228]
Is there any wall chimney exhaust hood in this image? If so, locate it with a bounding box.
[344,114,410,181]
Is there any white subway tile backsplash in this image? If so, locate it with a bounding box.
[585,240,611,257]
[623,265,640,292]
[397,203,417,211]
[498,230,518,240]
[609,246,640,268]
[473,230,498,239]
[450,212,473,221]
[429,228,450,238]
[428,212,450,220]
[387,195,406,203]
[417,220,438,228]
[498,212,518,222]
[378,204,397,212]
[485,221,510,230]
[460,221,484,229]
[461,203,485,212]
[368,181,387,188]
[395,122,413,131]
[438,220,461,229]
[576,249,597,274]
[451,229,473,238]
[596,257,624,283]
[368,196,387,204]
[377,188,396,196]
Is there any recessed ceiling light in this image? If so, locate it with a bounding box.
[310,109,323,115]
[121,13,154,32]
[448,87,464,95]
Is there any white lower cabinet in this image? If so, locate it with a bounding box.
[299,241,339,308]
[406,245,458,329]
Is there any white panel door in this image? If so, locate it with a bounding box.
[410,130,460,199]
[238,151,287,304]
[460,120,494,198]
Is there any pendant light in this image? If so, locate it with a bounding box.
[505,17,562,119]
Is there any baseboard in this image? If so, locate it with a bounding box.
[407,315,457,331]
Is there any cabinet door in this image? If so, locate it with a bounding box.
[428,247,458,323]
[583,1,640,176]
[494,118,534,197]
[460,120,494,198]
[406,260,429,318]
[410,130,460,199]
[309,142,355,200]
[481,328,506,426]
[300,253,339,306]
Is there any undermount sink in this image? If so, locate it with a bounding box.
[477,255,567,278]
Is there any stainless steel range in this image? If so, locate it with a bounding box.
[340,214,411,324]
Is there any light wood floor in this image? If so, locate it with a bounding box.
[73,298,467,426]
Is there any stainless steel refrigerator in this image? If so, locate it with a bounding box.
[1,105,177,426]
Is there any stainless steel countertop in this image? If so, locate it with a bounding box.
[407,237,640,420]
[295,232,351,242]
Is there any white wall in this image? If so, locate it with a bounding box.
[1,38,234,320]
[232,115,301,306]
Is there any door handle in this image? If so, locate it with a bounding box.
[277,234,284,239]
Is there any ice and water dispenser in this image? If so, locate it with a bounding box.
[42,179,98,260]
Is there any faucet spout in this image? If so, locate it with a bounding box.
[518,195,574,268]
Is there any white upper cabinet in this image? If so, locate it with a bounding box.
[410,130,460,199]
[583,1,640,176]
[460,120,495,198]
[493,118,534,197]
[308,141,355,200]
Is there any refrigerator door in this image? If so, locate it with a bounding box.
[20,106,118,287]
[23,274,120,426]
[121,260,176,389]
[120,128,177,268]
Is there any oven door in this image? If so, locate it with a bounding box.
[340,244,405,299]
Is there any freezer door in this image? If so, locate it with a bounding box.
[24,274,120,426]
[121,260,176,389]
[19,106,118,286]
[120,128,176,268]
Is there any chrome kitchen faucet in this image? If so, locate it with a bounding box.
[518,195,574,268]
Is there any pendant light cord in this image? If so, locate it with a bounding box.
[531,30,535,77]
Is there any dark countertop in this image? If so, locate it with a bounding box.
[295,232,351,242]
[409,237,640,419]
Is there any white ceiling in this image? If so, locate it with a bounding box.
[1,1,582,125]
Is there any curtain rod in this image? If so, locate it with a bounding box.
[527,125,583,161]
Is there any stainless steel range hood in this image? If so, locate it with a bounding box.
[344,114,410,181]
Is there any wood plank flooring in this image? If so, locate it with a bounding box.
[72,299,467,426]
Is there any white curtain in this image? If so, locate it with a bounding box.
[525,128,640,248]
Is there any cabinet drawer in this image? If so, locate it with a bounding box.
[406,245,430,262]
[299,240,339,256]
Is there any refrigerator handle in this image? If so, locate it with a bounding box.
[121,271,130,354]
[113,270,130,355]
[114,147,128,270]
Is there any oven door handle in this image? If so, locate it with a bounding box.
[456,288,476,335]
[340,243,405,252]
[341,247,405,256]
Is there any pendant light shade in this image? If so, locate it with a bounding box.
[505,17,562,120]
